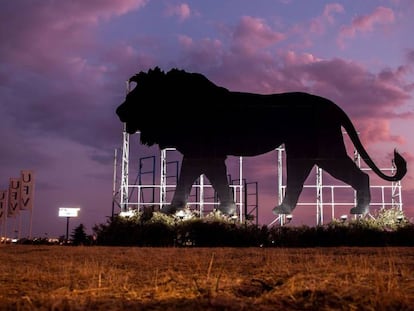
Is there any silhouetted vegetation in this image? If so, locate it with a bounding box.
[71,223,89,245]
[92,208,414,247]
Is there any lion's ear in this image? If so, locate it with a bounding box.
[150,66,163,75]
[129,75,138,83]
[129,70,145,83]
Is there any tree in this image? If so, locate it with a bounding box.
[71,223,88,245]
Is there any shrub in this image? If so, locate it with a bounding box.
[93,208,414,247]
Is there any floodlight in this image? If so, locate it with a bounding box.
[119,210,135,218]
[176,210,186,219]
[340,215,348,223]
[283,214,293,224]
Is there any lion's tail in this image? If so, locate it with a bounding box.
[339,107,407,182]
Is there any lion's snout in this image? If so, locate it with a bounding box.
[116,103,128,122]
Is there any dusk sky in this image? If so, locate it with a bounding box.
[1,0,413,238]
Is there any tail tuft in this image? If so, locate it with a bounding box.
[393,149,407,181]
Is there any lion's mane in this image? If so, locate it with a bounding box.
[126,67,230,149]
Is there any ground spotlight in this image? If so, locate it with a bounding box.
[176,210,186,219]
[119,210,135,218]
[340,214,348,223]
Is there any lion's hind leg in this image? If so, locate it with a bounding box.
[317,157,370,215]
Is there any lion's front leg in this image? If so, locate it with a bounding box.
[203,157,236,216]
[164,156,203,214]
[165,155,236,216]
[273,156,313,215]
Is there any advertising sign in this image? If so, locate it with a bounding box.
[58,207,80,217]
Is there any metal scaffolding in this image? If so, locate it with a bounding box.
[119,81,132,213]
[269,145,403,226]
[119,127,129,213]
[116,141,254,221]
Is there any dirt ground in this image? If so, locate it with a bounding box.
[0,245,413,310]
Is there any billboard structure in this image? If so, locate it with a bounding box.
[113,131,259,224]
[0,170,35,241]
[113,129,402,227]
[59,207,80,242]
[115,68,406,227]
[269,144,403,226]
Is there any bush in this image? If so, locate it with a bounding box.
[93,209,414,247]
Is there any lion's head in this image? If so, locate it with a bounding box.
[116,67,229,147]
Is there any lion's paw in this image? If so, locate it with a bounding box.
[160,204,182,215]
[272,204,293,215]
[350,205,369,215]
[218,202,237,216]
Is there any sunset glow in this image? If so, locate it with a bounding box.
[0,1,412,237]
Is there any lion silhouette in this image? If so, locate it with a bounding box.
[116,67,407,217]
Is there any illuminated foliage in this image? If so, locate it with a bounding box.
[92,209,414,247]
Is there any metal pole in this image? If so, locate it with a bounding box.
[200,174,204,217]
[277,146,285,226]
[160,149,167,209]
[120,81,131,213]
[244,179,248,225]
[66,217,69,242]
[316,166,323,226]
[120,128,129,212]
[239,156,243,223]
[112,149,117,219]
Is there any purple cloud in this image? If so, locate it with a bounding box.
[231,16,286,55]
[164,3,193,21]
[338,6,395,48]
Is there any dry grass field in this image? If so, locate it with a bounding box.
[0,245,414,310]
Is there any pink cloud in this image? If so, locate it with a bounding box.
[0,0,147,72]
[178,36,223,70]
[178,35,194,48]
[231,16,286,54]
[338,6,395,48]
[283,51,321,66]
[323,3,345,24]
[309,3,345,35]
[164,3,192,21]
[277,55,411,117]
[285,3,344,50]
[356,118,405,148]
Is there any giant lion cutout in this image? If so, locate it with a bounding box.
[116,67,407,217]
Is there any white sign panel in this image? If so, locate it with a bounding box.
[58,207,80,217]
[8,178,21,217]
[20,170,35,210]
